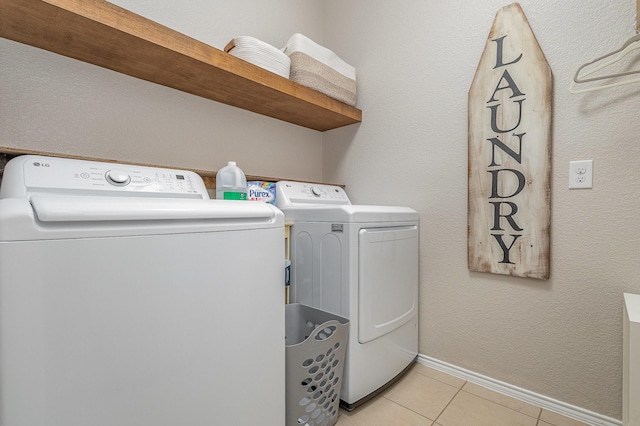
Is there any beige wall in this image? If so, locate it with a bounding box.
[2,0,639,421]
[0,0,324,181]
[323,0,640,420]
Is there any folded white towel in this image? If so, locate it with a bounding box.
[225,36,290,79]
[282,33,356,81]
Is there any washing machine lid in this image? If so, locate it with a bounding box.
[0,155,283,241]
[279,204,418,223]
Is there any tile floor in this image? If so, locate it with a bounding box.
[335,363,590,426]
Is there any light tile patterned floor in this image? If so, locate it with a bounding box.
[335,364,589,426]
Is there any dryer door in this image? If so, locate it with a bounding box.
[358,225,418,344]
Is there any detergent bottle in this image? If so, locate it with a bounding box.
[215,161,247,200]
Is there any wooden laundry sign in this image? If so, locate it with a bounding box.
[468,3,552,280]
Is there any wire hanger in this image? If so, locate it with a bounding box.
[569,13,640,93]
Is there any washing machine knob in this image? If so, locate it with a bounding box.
[310,186,322,197]
[105,169,131,186]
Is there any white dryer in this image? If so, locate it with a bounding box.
[276,181,419,410]
[0,156,285,426]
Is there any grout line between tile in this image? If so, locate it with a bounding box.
[380,395,437,423]
[536,405,543,425]
[412,368,466,390]
[432,380,467,424]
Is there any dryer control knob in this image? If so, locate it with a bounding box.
[105,169,131,186]
[310,186,322,197]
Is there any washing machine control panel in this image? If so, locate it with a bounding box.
[276,181,351,207]
[2,156,209,199]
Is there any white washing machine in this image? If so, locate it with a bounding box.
[276,181,419,410]
[0,155,285,426]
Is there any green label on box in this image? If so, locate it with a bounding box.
[223,192,247,200]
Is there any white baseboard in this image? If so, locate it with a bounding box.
[416,354,621,426]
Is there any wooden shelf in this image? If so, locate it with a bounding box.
[0,0,362,131]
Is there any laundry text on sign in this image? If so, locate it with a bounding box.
[486,34,526,264]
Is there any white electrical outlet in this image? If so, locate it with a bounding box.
[569,160,593,189]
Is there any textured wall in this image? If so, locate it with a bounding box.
[323,0,640,419]
[0,0,324,181]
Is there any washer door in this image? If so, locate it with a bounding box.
[358,225,418,344]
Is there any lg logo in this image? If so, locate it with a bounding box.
[32,162,50,167]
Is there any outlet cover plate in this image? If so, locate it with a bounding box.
[569,160,593,189]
